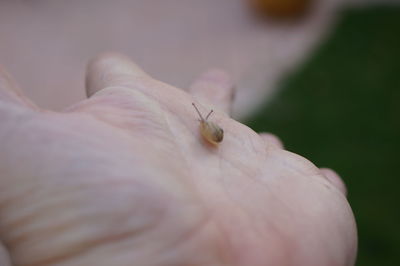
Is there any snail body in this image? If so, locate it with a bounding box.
[192,103,224,145]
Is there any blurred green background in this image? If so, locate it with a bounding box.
[246,5,400,266]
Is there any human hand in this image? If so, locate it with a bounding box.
[0,53,357,266]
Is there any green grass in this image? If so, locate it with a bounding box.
[246,6,400,266]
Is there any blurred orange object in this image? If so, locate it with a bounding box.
[248,0,312,18]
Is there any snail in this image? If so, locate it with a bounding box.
[192,103,224,145]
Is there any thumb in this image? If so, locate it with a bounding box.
[85,52,150,98]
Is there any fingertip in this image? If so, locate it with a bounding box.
[85,52,149,97]
[320,168,347,196]
[189,68,234,115]
[199,68,231,86]
[259,132,284,149]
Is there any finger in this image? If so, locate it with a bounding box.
[0,65,37,109]
[320,168,347,196]
[189,69,234,115]
[85,52,151,98]
[259,132,284,149]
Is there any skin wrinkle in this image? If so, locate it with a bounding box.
[161,107,211,208]
[0,185,37,217]
[0,105,35,149]
[216,155,272,238]
[212,197,268,266]
[88,89,184,145]
[79,96,164,132]
[33,113,122,148]
[225,121,264,157]
[64,110,143,146]
[212,216,236,265]
[246,130,260,156]
[0,186,47,241]
[68,102,175,154]
[9,210,86,250]
[3,180,115,244]
[198,197,240,265]
[27,221,161,266]
[154,209,218,265]
[263,171,312,222]
[219,125,263,178]
[219,175,252,222]
[162,108,192,169]
[244,136,267,185]
[11,185,167,266]
[216,126,268,185]
[5,185,90,245]
[248,159,306,228]
[221,155,258,183]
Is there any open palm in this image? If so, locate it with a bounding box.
[0,53,357,266]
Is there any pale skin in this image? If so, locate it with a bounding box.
[0,53,357,266]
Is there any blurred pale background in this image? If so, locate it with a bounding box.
[0,0,354,117]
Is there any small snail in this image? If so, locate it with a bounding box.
[192,103,224,145]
